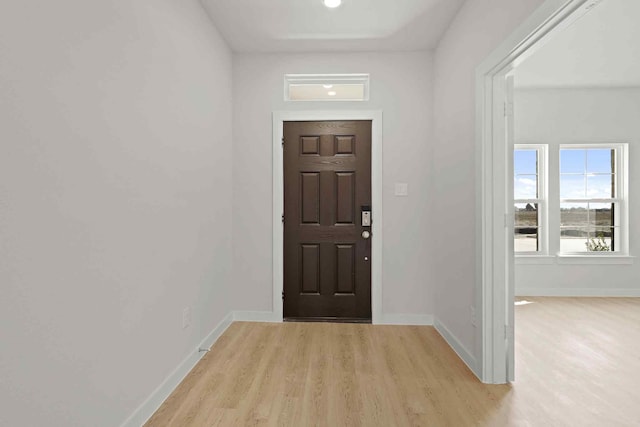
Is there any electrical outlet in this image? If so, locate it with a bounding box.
[470,306,477,327]
[182,307,191,329]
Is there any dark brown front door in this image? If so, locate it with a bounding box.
[283,120,372,321]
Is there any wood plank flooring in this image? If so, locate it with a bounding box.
[145,298,640,426]
[513,297,640,427]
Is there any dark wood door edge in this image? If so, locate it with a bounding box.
[284,317,372,324]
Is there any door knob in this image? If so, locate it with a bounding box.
[362,230,371,239]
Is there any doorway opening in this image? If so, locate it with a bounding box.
[476,0,608,383]
[510,0,637,397]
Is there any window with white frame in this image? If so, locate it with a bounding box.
[514,145,547,253]
[284,74,370,101]
[559,144,627,254]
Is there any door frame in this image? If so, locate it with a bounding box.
[475,0,604,383]
[272,110,383,323]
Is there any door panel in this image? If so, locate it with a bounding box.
[300,173,320,224]
[335,244,355,294]
[336,172,355,224]
[300,244,320,294]
[283,121,372,320]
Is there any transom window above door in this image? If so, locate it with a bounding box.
[284,74,369,101]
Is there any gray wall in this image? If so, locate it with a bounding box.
[515,87,640,295]
[0,1,233,426]
[232,51,436,317]
[432,0,546,364]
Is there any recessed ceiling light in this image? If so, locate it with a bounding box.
[323,84,333,89]
[328,91,337,96]
[323,0,342,8]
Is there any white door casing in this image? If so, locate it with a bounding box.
[475,0,602,383]
[505,74,516,382]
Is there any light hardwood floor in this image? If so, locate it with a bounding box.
[145,298,640,426]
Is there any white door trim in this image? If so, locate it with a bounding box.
[272,110,383,323]
[475,0,603,383]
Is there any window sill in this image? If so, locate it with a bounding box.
[515,254,635,265]
[515,255,555,265]
[556,255,635,265]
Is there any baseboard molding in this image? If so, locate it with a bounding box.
[232,311,437,325]
[377,313,434,325]
[233,311,280,322]
[434,318,478,377]
[119,312,234,427]
[517,288,640,297]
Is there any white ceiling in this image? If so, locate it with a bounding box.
[516,0,640,88]
[200,0,466,53]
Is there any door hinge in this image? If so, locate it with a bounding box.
[505,325,513,339]
[282,291,285,301]
[504,101,514,117]
[281,137,285,147]
[281,213,285,223]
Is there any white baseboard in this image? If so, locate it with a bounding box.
[233,311,280,322]
[119,312,234,427]
[377,313,434,325]
[517,288,640,297]
[434,318,478,377]
[232,311,436,325]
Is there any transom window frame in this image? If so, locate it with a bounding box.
[284,73,370,102]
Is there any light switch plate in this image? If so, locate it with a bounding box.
[394,183,408,196]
